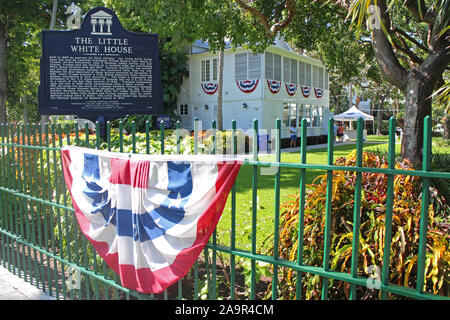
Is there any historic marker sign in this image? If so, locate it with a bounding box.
[39,7,163,116]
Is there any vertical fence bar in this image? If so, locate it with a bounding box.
[6,124,14,273]
[193,117,199,300]
[107,121,111,151]
[119,121,123,153]
[416,116,432,294]
[193,117,198,155]
[271,118,281,300]
[296,118,308,299]
[0,124,6,269]
[14,124,22,280]
[20,124,30,284]
[229,120,237,300]
[210,119,217,300]
[381,117,396,300]
[176,121,181,155]
[160,121,165,155]
[12,123,19,275]
[45,123,58,297]
[132,121,136,154]
[321,118,335,300]
[28,124,40,288]
[36,124,47,292]
[145,120,150,154]
[159,120,167,299]
[61,123,74,300]
[74,123,83,299]
[250,119,258,299]
[349,117,364,300]
[176,120,183,300]
[51,124,64,299]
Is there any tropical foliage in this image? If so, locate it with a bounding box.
[264,150,450,299]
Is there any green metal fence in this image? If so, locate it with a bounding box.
[0,116,449,300]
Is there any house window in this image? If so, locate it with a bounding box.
[265,52,282,81]
[283,103,290,128]
[319,67,324,89]
[290,59,298,84]
[179,104,188,116]
[313,65,320,88]
[299,104,312,127]
[283,103,298,128]
[212,58,218,81]
[201,59,218,82]
[236,52,261,81]
[201,60,210,82]
[283,57,290,83]
[324,70,329,90]
[298,61,305,85]
[304,64,312,87]
[248,53,261,79]
[265,52,273,80]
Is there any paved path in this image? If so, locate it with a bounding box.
[0,265,54,300]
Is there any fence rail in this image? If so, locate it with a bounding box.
[0,116,448,300]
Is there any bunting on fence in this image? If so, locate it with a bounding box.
[285,83,297,96]
[236,79,259,93]
[267,80,281,94]
[301,85,311,97]
[201,82,218,95]
[61,146,242,294]
[314,88,323,98]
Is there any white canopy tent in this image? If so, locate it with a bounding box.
[333,106,374,121]
[333,106,374,140]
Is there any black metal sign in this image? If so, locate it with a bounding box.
[39,7,163,116]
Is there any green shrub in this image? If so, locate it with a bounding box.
[264,150,450,300]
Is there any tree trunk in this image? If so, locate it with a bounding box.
[0,23,7,124]
[400,51,448,164]
[444,113,450,140]
[401,75,433,163]
[216,48,224,130]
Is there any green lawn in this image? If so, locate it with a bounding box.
[216,135,450,252]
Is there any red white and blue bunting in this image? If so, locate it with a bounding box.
[236,79,259,93]
[267,80,281,94]
[201,82,218,95]
[314,88,324,98]
[301,86,311,97]
[285,83,297,96]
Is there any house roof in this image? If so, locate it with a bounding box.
[190,36,322,66]
[192,35,292,53]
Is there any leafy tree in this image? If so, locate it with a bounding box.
[232,0,449,165]
[0,0,96,123]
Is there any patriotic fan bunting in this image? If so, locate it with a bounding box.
[201,82,218,95]
[314,88,324,98]
[61,146,242,294]
[301,86,311,97]
[267,80,281,94]
[236,79,259,93]
[285,83,297,96]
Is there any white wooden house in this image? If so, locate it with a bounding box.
[176,38,333,140]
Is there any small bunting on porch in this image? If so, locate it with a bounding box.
[314,88,323,98]
[267,80,281,94]
[201,82,218,95]
[301,85,311,97]
[236,79,259,93]
[285,83,297,96]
